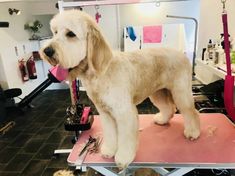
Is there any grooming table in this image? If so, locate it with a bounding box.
[67,114,235,176]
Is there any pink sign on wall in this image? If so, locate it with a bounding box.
[143,25,162,43]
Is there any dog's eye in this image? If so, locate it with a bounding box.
[66,31,76,38]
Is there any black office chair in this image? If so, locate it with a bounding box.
[0,86,6,124]
[4,88,22,104]
[0,86,19,134]
[193,80,226,113]
[3,88,23,114]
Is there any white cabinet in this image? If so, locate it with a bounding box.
[195,59,235,84]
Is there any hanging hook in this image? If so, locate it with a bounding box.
[221,0,226,13]
[95,5,101,23]
[156,0,160,7]
[95,5,100,11]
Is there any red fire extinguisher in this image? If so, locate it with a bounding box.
[18,59,29,82]
[26,56,37,79]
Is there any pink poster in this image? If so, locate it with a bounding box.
[143,25,162,43]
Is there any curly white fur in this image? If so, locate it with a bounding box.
[40,10,200,169]
[53,170,74,176]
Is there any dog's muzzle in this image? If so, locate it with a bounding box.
[44,47,55,58]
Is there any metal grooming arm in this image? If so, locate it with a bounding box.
[18,66,68,108]
[166,15,198,80]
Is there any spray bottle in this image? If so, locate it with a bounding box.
[207,39,214,64]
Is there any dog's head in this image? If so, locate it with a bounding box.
[40,10,112,74]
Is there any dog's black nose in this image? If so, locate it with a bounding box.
[44,47,55,57]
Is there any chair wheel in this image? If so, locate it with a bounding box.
[71,137,78,144]
[52,153,60,159]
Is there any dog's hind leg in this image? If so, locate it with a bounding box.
[171,77,200,140]
[149,89,176,125]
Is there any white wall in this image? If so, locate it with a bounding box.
[0,54,7,88]
[197,0,235,57]
[82,5,119,49]
[33,14,53,38]
[29,1,58,15]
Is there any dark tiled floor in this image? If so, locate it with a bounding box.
[0,89,157,176]
[0,90,75,176]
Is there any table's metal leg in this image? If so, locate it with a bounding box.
[54,149,72,154]
[88,166,194,176]
[90,166,119,176]
[165,168,194,176]
[153,168,170,175]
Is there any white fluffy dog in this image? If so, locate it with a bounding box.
[40,10,200,169]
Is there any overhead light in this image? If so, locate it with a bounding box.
[8,8,21,15]
[156,0,160,6]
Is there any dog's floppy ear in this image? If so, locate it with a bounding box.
[86,23,112,73]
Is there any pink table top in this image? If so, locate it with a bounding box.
[67,113,235,168]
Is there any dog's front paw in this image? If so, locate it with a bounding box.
[115,150,135,169]
[101,143,116,158]
[184,127,200,140]
[154,113,169,125]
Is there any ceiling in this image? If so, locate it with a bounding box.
[0,0,56,2]
[0,0,192,2]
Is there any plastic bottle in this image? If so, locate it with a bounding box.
[207,39,214,64]
[215,43,225,65]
